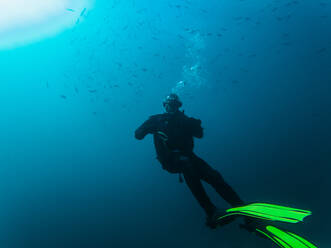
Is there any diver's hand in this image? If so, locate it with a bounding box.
[156,131,168,141]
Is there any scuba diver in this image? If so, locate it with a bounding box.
[135,93,245,229]
[134,94,317,248]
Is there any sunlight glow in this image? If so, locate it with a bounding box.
[0,0,93,49]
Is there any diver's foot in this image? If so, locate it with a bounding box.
[240,217,266,233]
[205,209,227,229]
[205,218,217,229]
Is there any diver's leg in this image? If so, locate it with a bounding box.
[192,155,244,207]
[182,163,216,217]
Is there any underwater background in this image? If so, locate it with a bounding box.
[0,0,330,247]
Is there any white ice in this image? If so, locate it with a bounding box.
[0,0,92,49]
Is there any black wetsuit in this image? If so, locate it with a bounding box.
[135,111,243,217]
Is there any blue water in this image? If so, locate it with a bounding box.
[0,0,330,247]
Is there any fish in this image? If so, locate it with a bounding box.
[316,48,327,53]
[88,89,97,93]
[60,95,67,99]
[282,33,290,38]
[234,16,243,21]
[80,8,86,17]
[66,8,75,12]
[284,14,292,20]
[136,8,147,14]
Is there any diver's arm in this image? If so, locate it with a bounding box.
[189,117,203,138]
[134,116,159,140]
